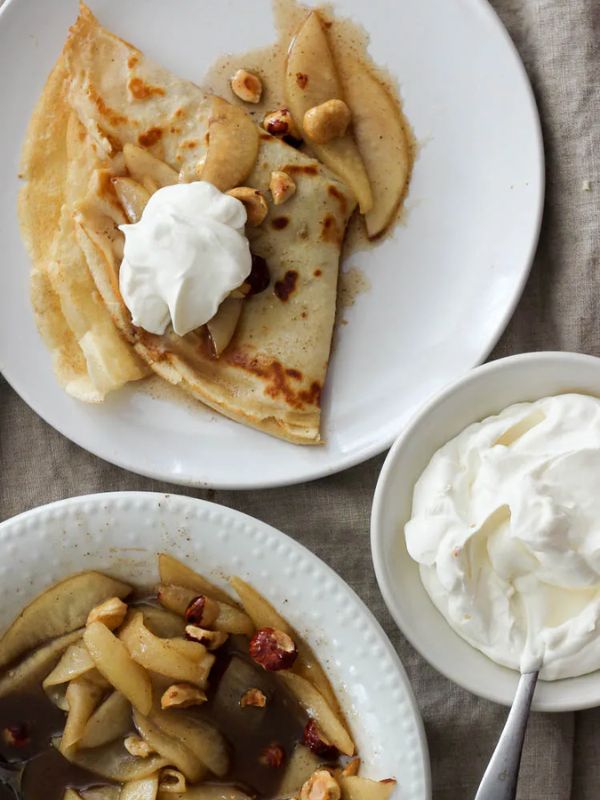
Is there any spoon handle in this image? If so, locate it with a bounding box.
[474,671,539,800]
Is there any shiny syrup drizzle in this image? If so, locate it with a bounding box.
[0,624,318,799]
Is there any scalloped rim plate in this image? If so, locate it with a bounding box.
[0,491,430,798]
[0,0,543,488]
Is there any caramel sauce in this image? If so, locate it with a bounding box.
[0,620,313,799]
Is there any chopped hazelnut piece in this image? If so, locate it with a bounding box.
[263,108,301,140]
[240,688,267,708]
[184,595,220,627]
[249,627,298,671]
[303,99,351,145]
[161,683,207,710]
[159,768,187,793]
[185,625,228,650]
[86,597,128,630]
[270,171,297,206]
[124,734,153,758]
[301,770,342,800]
[231,69,263,104]
[227,187,269,226]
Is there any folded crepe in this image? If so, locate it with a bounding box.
[19,4,356,443]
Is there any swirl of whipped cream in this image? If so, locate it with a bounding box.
[405,393,600,680]
[119,181,251,337]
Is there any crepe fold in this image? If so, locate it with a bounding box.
[19,3,356,443]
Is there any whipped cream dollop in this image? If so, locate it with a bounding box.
[405,393,600,680]
[119,181,251,337]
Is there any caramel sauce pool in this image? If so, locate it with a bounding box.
[0,627,310,799]
[200,0,415,258]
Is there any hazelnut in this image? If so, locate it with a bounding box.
[303,99,351,145]
[231,69,263,104]
[161,683,207,710]
[303,720,339,759]
[185,625,228,650]
[259,742,285,768]
[124,735,153,758]
[240,688,267,708]
[249,627,297,671]
[300,770,341,800]
[227,187,269,226]
[185,595,220,627]
[263,108,301,140]
[2,724,29,748]
[86,597,128,630]
[159,768,187,793]
[270,171,296,206]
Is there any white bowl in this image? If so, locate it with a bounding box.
[0,492,430,799]
[371,351,600,712]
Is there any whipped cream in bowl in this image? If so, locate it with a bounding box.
[371,352,600,710]
[119,181,251,337]
[406,393,600,682]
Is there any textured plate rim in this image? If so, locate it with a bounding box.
[0,490,431,797]
[0,0,544,489]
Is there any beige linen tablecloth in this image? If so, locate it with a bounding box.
[1,1,599,797]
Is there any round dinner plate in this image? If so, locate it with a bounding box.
[0,0,543,488]
[0,492,430,798]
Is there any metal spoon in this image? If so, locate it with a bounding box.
[474,670,539,800]
[0,756,23,800]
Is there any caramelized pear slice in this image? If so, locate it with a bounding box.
[336,53,412,238]
[201,96,259,192]
[340,776,397,800]
[158,554,233,604]
[61,677,105,755]
[79,690,132,749]
[84,621,152,715]
[120,611,213,687]
[285,12,372,213]
[123,143,178,188]
[0,629,83,699]
[206,297,244,358]
[133,710,206,783]
[150,706,229,776]
[54,735,168,782]
[277,671,354,756]
[140,604,186,639]
[43,641,95,688]
[120,775,159,800]
[169,788,252,800]
[0,572,131,670]
[112,177,151,223]
[81,788,121,800]
[279,744,322,796]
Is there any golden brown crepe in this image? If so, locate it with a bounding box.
[19,4,356,443]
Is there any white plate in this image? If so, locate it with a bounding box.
[371,352,600,711]
[0,0,543,488]
[0,492,429,797]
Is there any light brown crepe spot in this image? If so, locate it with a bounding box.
[226,352,320,410]
[320,213,342,245]
[128,76,166,99]
[87,84,128,126]
[138,126,163,147]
